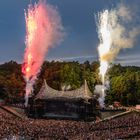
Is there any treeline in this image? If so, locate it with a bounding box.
[0,60,140,106]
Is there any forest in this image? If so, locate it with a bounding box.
[0,60,140,106]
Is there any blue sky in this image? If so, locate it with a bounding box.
[0,0,140,66]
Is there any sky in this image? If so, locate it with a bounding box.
[0,0,140,66]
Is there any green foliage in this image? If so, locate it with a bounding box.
[0,61,140,106]
[106,64,140,106]
[60,62,82,89]
[0,61,24,100]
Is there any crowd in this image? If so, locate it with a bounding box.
[0,108,140,140]
[73,113,140,139]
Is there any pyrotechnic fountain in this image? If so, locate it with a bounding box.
[98,10,111,85]
[22,0,64,106]
[96,4,140,107]
[96,10,111,107]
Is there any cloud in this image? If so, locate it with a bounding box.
[115,54,140,66]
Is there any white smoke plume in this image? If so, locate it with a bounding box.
[96,3,140,108]
[99,4,140,63]
[94,81,109,108]
[61,84,71,91]
[94,85,106,108]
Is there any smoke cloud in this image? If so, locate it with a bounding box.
[94,85,106,108]
[101,4,140,63]
[94,81,110,108]
[96,3,140,108]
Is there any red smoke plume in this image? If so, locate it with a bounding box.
[22,0,64,106]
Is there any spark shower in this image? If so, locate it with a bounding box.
[22,0,64,106]
[96,4,140,107]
